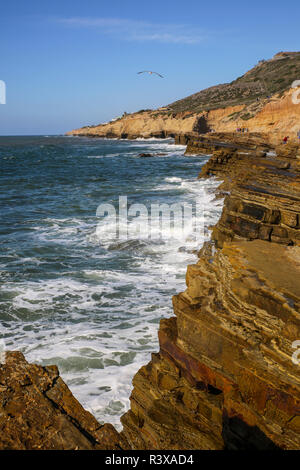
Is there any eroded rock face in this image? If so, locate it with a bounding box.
[66,111,198,140]
[120,136,300,450]
[0,351,128,450]
[197,141,300,248]
[66,89,300,143]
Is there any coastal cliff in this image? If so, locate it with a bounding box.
[67,52,300,143]
[0,351,128,450]
[120,136,300,450]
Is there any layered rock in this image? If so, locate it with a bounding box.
[183,132,272,155]
[67,89,300,143]
[0,351,128,450]
[120,136,300,450]
[67,91,300,145]
[198,142,300,248]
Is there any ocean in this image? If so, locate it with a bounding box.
[0,135,222,428]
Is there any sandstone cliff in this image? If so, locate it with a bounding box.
[67,89,300,144]
[67,52,300,143]
[67,109,197,140]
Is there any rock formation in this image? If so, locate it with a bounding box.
[2,52,300,449]
[0,351,128,450]
[67,52,300,143]
[1,134,299,450]
[120,136,300,450]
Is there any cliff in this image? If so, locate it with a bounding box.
[66,109,197,140]
[67,52,300,142]
[1,134,300,450]
[169,52,300,112]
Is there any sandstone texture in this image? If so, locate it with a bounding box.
[0,351,128,450]
[1,135,300,450]
[1,134,299,450]
[196,138,300,248]
[120,136,300,450]
[4,49,300,448]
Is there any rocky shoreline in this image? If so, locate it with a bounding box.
[1,133,299,450]
[66,52,300,146]
[120,133,300,450]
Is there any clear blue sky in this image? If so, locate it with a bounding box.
[0,0,299,135]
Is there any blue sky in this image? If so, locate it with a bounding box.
[0,0,299,135]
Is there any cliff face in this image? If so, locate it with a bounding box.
[169,52,300,113]
[204,89,300,141]
[120,138,300,450]
[67,89,300,143]
[63,48,300,450]
[0,351,128,450]
[67,51,300,142]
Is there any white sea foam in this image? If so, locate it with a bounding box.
[0,138,223,429]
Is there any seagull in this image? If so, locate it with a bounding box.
[137,71,164,78]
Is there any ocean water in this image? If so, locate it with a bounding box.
[0,136,222,428]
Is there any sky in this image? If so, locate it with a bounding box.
[0,0,299,135]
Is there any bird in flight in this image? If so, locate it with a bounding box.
[137,71,164,78]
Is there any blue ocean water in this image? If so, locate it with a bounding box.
[0,136,222,427]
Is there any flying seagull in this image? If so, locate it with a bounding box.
[137,71,164,78]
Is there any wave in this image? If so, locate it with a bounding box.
[0,136,223,428]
